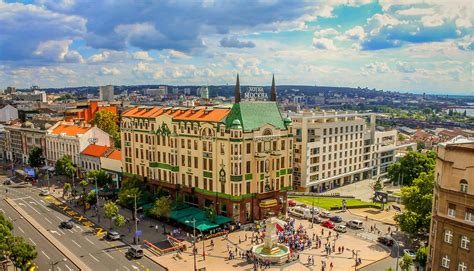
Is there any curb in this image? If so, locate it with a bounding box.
[356,250,393,270]
[49,192,169,271]
[4,198,91,271]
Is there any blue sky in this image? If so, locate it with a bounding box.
[0,0,472,94]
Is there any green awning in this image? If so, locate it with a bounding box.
[170,206,232,231]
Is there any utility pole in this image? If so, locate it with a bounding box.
[311,198,315,229]
[185,218,197,271]
[128,194,139,244]
[94,176,100,223]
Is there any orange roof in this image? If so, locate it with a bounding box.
[122,106,230,122]
[52,124,91,136]
[81,144,109,157]
[106,150,122,161]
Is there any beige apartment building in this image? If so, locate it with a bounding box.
[427,137,474,271]
[290,111,415,192]
[121,76,293,223]
[4,122,49,164]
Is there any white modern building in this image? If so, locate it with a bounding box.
[290,110,416,192]
[99,85,114,102]
[45,122,111,166]
[0,104,19,123]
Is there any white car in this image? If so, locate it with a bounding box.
[39,190,50,196]
[334,225,347,233]
[346,219,364,229]
[320,210,331,218]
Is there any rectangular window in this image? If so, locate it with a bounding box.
[448,204,456,217]
[444,230,453,244]
[465,209,474,222]
[460,236,470,250]
[458,262,467,271]
[441,255,450,268]
[194,157,198,168]
[246,161,251,173]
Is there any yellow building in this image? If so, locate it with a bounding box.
[121,76,293,223]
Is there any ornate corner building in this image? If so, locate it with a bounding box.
[120,76,294,223]
[427,137,474,271]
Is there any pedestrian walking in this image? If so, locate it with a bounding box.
[155,224,159,232]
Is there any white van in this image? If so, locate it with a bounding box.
[288,206,312,219]
[346,219,364,229]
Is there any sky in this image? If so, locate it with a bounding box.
[0,0,473,95]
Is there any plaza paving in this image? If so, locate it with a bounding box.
[157,217,390,271]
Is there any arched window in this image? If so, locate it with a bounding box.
[263,129,272,136]
[460,179,468,193]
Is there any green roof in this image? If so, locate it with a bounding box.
[169,206,232,231]
[224,102,287,132]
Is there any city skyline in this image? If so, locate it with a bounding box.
[0,0,473,95]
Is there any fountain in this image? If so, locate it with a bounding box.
[252,217,290,264]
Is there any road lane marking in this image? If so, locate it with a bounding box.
[50,230,61,236]
[58,229,65,235]
[131,265,138,270]
[57,268,62,271]
[104,250,114,259]
[8,216,12,220]
[18,226,25,233]
[55,215,62,220]
[0,208,4,213]
[40,200,45,204]
[122,266,130,271]
[18,202,26,206]
[64,264,73,271]
[29,201,38,205]
[28,238,36,246]
[44,217,52,224]
[89,253,100,262]
[85,237,94,245]
[71,240,82,248]
[41,250,50,260]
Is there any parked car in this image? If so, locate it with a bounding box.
[403,249,416,259]
[288,200,297,207]
[377,236,394,247]
[334,225,347,233]
[330,215,342,223]
[321,220,335,229]
[59,221,74,229]
[320,210,331,218]
[288,206,313,219]
[3,179,11,185]
[308,216,322,224]
[346,219,364,229]
[106,231,120,241]
[127,245,144,259]
[39,190,50,196]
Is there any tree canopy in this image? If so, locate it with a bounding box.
[87,169,113,188]
[0,213,37,269]
[394,172,434,234]
[387,151,436,186]
[55,155,76,177]
[150,196,172,219]
[92,109,121,149]
[28,146,45,168]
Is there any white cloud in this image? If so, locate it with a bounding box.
[396,8,435,16]
[421,15,444,27]
[97,67,120,76]
[396,61,416,73]
[168,50,191,59]
[313,38,337,50]
[345,26,366,40]
[364,62,391,74]
[34,40,83,63]
[132,51,153,61]
[88,51,130,63]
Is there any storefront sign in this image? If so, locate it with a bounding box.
[244,87,268,101]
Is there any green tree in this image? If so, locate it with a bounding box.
[387,151,436,186]
[92,110,121,149]
[28,146,45,168]
[87,169,112,188]
[79,179,89,212]
[416,141,426,150]
[104,201,120,229]
[86,190,97,206]
[416,246,428,268]
[55,155,75,176]
[118,187,142,210]
[114,214,126,228]
[205,207,217,223]
[63,182,72,198]
[371,178,383,192]
[150,196,172,220]
[399,255,413,271]
[9,236,37,270]
[394,172,434,234]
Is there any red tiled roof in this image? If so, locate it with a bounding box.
[52,124,90,136]
[122,106,230,122]
[106,150,122,161]
[80,144,109,157]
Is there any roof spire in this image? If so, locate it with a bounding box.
[235,73,241,103]
[270,73,276,101]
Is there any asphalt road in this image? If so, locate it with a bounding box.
[0,197,79,271]
[1,180,164,271]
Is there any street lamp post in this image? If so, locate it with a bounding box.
[311,198,315,229]
[185,218,197,271]
[128,194,139,244]
[93,176,100,223]
[391,236,400,271]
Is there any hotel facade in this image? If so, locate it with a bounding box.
[290,111,416,192]
[121,76,293,223]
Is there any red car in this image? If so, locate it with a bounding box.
[288,200,297,207]
[321,220,335,229]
